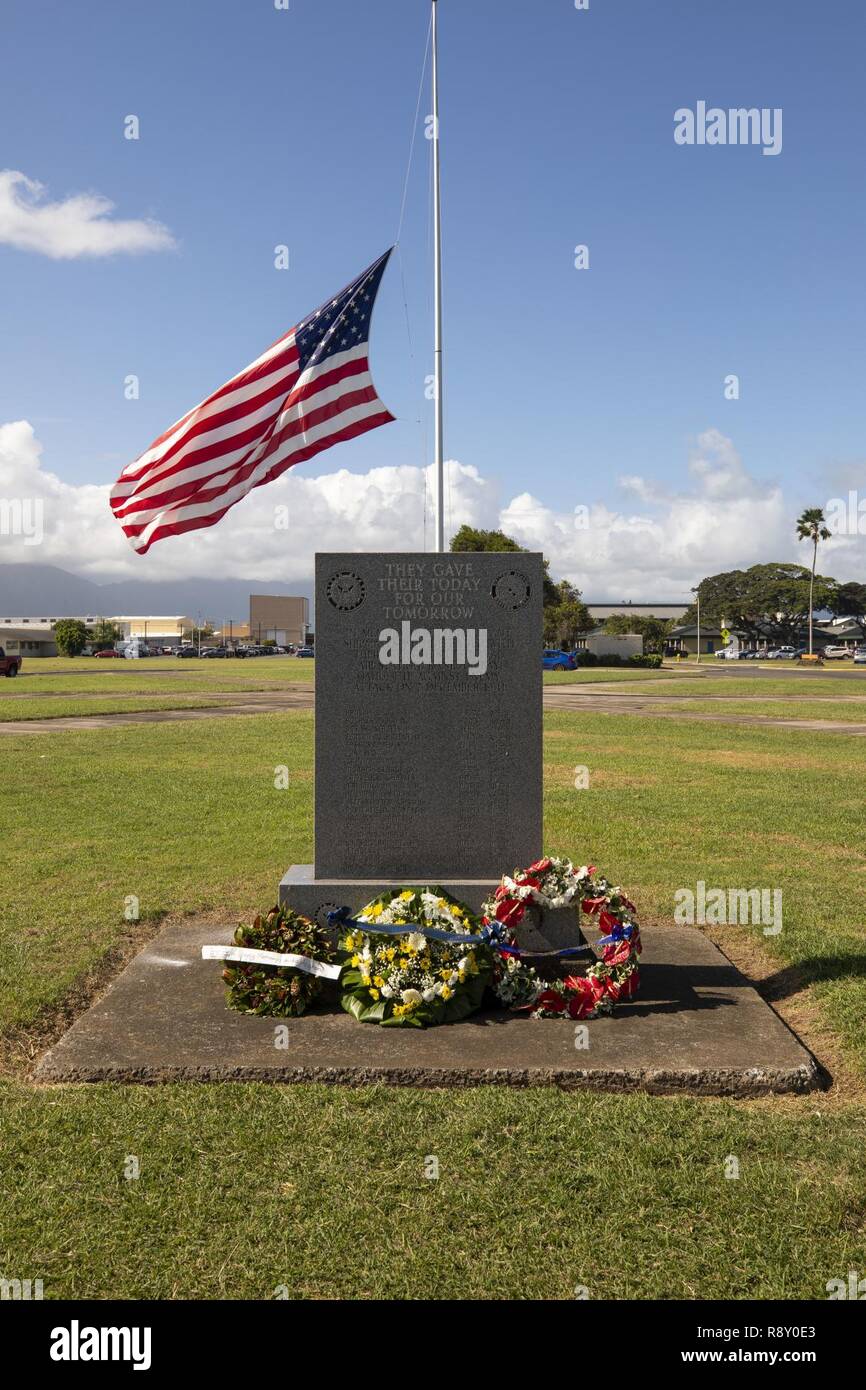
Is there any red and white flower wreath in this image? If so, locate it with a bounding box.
[482,856,643,1020]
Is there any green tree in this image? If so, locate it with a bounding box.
[796,508,832,654]
[88,619,122,651]
[450,524,559,607]
[53,619,88,657]
[829,581,866,618]
[604,612,674,654]
[544,600,593,648]
[682,563,836,647]
[450,522,567,606]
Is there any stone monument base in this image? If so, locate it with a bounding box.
[33,920,824,1096]
[279,865,499,933]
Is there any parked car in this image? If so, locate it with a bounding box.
[175,646,198,658]
[295,646,315,658]
[94,647,124,658]
[853,648,866,665]
[543,648,577,671]
[767,646,797,660]
[822,646,852,661]
[0,646,22,677]
[201,646,229,659]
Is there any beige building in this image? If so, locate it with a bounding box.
[0,624,58,657]
[577,630,644,659]
[113,616,193,645]
[249,595,309,646]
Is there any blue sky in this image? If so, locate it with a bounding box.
[1,0,864,593]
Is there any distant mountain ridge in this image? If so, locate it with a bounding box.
[0,564,314,623]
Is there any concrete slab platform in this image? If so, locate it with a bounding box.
[33,921,822,1094]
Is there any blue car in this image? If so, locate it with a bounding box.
[543,648,577,671]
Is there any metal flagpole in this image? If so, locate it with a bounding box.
[432,0,445,552]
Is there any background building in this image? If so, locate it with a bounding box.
[576,630,644,659]
[248,595,309,646]
[112,616,193,648]
[0,624,58,657]
[586,602,689,623]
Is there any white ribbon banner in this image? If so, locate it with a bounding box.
[201,945,341,980]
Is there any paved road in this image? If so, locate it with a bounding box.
[3,683,866,735]
[542,686,866,735]
[0,689,315,733]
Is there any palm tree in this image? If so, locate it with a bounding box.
[796,508,832,655]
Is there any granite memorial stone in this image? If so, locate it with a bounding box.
[280,551,543,924]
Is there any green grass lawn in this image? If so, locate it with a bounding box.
[1,707,865,1299]
[0,694,240,720]
[12,658,316,695]
[3,1084,863,1300]
[647,698,866,722]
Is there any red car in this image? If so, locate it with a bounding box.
[0,646,22,677]
[94,648,124,658]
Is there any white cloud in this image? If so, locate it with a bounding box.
[0,420,863,597]
[0,420,494,582]
[0,171,176,259]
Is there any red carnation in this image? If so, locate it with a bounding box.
[619,968,640,999]
[536,988,567,1014]
[602,939,632,967]
[604,976,622,1003]
[528,857,553,875]
[566,981,597,1019]
[494,897,526,927]
[587,973,608,1002]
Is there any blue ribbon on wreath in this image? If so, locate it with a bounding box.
[327,906,481,946]
[327,908,592,957]
[597,920,637,948]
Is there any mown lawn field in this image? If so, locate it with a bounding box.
[1,703,865,1299]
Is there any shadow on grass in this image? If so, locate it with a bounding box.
[759,955,866,1003]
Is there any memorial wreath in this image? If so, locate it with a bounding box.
[481,856,642,1019]
[203,857,642,1025]
[336,887,492,1027]
[216,905,337,1017]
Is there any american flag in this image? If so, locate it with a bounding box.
[110,249,394,554]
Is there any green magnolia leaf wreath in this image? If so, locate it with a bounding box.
[222,905,335,1017]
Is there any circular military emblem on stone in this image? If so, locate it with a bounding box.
[315,901,342,931]
[326,572,366,610]
[492,570,530,609]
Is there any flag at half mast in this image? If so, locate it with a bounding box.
[110,249,394,554]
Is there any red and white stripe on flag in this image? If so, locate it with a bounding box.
[110,250,394,555]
